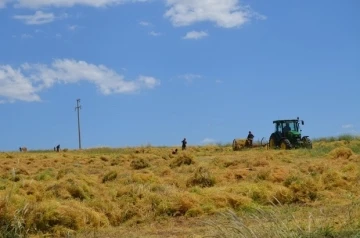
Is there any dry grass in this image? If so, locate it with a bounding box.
[0,139,360,237]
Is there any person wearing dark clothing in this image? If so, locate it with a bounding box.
[283,123,291,136]
[247,131,254,147]
[56,144,60,152]
[19,147,22,152]
[181,138,187,150]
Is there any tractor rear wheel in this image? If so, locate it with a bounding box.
[280,139,292,150]
[269,136,276,149]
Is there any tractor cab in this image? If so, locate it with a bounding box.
[274,119,303,136]
[269,117,312,150]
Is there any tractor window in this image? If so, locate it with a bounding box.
[294,122,299,131]
[276,124,282,133]
[290,122,296,131]
[283,122,296,131]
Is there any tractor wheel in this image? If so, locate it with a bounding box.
[303,137,313,149]
[280,139,292,150]
[232,139,237,151]
[269,137,276,149]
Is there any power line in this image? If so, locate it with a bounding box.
[75,99,82,149]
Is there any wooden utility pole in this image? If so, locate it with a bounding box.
[75,99,82,149]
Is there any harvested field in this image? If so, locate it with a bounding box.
[1,138,360,237]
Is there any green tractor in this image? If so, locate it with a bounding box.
[269,117,312,149]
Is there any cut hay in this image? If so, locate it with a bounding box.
[328,147,353,159]
[232,139,247,151]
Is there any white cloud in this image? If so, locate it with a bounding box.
[165,0,264,28]
[137,75,159,89]
[215,79,223,84]
[201,138,217,145]
[0,65,41,102]
[68,25,78,31]
[14,0,148,8]
[149,31,161,36]
[342,124,354,129]
[183,30,208,40]
[0,59,160,103]
[8,0,264,31]
[139,21,151,26]
[175,74,203,85]
[14,11,55,25]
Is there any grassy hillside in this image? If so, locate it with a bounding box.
[1,137,360,237]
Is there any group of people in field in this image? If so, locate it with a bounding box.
[19,144,61,152]
[18,147,27,152]
[19,132,256,153]
[53,144,61,152]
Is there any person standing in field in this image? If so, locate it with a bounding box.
[182,138,187,150]
[247,131,254,147]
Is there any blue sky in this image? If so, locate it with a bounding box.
[0,0,359,151]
